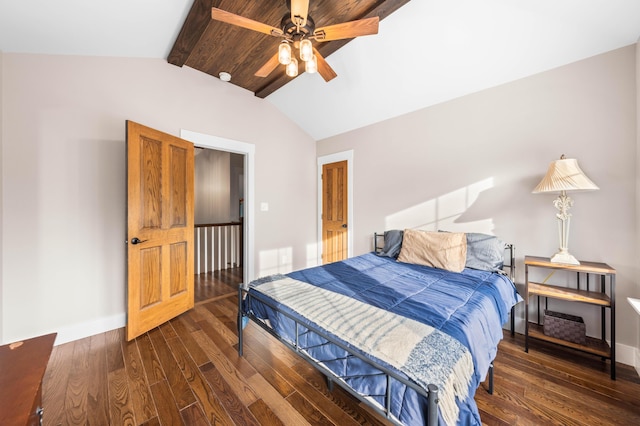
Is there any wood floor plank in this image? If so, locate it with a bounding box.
[136,332,165,386]
[235,337,296,398]
[285,391,335,426]
[192,329,259,407]
[106,328,125,372]
[63,334,90,424]
[170,315,210,367]
[196,316,258,382]
[147,327,197,409]
[199,362,261,426]
[248,399,285,426]
[165,333,234,426]
[107,367,136,426]
[86,333,110,425]
[246,373,312,426]
[122,337,156,423]
[180,402,210,426]
[150,379,185,426]
[196,303,239,347]
[43,340,75,426]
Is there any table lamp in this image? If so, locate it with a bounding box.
[532,155,599,265]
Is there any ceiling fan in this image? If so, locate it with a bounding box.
[211,0,380,82]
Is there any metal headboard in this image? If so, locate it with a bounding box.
[374,231,515,281]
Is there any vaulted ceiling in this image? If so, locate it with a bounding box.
[1,1,640,140]
[168,0,409,98]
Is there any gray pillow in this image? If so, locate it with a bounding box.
[378,230,403,258]
[465,232,506,272]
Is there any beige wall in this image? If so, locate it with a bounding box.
[318,45,638,355]
[0,51,3,344]
[195,149,231,224]
[635,40,640,361]
[0,52,317,344]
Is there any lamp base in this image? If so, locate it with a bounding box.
[550,250,580,265]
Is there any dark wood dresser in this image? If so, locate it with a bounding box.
[0,333,57,425]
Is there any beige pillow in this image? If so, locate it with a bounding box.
[397,229,467,273]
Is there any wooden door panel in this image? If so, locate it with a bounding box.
[170,242,188,295]
[169,145,189,227]
[140,136,162,229]
[322,161,348,264]
[127,121,194,341]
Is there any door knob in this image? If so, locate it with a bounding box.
[130,237,148,245]
[342,224,348,228]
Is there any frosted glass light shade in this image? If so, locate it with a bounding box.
[299,39,313,62]
[305,54,317,73]
[533,157,599,193]
[278,42,292,65]
[286,57,298,77]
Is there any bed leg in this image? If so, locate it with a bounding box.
[326,376,334,392]
[510,305,515,336]
[238,285,244,357]
[427,384,438,426]
[488,363,494,395]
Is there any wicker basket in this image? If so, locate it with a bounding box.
[543,310,586,345]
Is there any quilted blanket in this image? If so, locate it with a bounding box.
[251,274,474,426]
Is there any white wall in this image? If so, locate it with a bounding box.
[194,149,231,224]
[0,50,4,345]
[317,45,638,358]
[635,40,640,369]
[0,52,317,345]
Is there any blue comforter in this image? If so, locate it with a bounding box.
[247,252,522,425]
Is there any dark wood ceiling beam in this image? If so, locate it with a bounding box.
[254,0,411,98]
[168,0,217,67]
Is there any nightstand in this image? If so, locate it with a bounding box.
[524,256,616,379]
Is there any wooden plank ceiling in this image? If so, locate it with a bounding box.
[168,0,411,98]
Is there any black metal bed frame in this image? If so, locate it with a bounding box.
[237,233,516,426]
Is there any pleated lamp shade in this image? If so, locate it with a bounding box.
[532,157,599,193]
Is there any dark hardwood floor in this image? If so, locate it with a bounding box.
[194,268,242,304]
[42,272,640,425]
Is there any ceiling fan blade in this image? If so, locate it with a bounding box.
[314,16,379,42]
[255,53,281,78]
[313,48,337,82]
[211,7,284,37]
[290,0,310,27]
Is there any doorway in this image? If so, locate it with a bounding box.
[193,148,244,303]
[180,129,256,302]
[317,151,354,264]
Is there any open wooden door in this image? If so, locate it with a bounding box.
[126,121,194,341]
[322,160,348,264]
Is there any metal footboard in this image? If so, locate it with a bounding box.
[237,285,440,426]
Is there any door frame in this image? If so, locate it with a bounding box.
[181,129,255,284]
[317,150,354,264]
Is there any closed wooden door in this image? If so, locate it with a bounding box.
[126,121,194,341]
[322,160,348,263]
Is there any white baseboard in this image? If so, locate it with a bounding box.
[52,313,126,346]
[616,341,636,368]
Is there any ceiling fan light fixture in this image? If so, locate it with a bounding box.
[299,39,313,62]
[286,57,299,77]
[305,54,317,74]
[278,41,292,65]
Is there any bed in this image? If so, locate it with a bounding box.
[237,229,522,426]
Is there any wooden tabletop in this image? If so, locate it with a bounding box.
[0,333,57,425]
[524,255,615,275]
